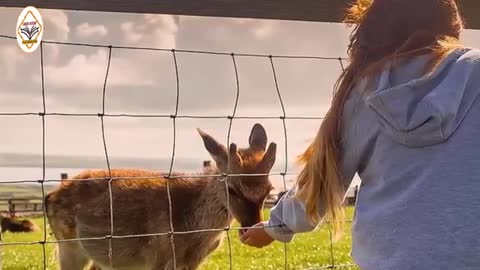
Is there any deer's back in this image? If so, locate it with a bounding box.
[46,168,225,269]
[47,169,210,235]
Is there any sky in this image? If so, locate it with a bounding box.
[1,7,480,189]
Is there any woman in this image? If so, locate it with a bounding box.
[240,0,480,269]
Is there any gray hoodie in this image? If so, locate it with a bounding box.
[265,47,480,270]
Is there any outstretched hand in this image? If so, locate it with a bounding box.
[239,221,275,248]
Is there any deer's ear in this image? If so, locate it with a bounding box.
[228,143,243,171]
[249,123,267,150]
[257,142,277,172]
[198,129,228,171]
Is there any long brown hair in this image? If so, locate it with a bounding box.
[295,0,464,237]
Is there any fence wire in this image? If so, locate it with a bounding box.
[0,34,355,270]
[39,40,48,270]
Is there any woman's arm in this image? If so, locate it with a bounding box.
[263,184,317,242]
[263,91,369,243]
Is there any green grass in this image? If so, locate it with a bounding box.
[1,208,358,270]
[1,216,57,270]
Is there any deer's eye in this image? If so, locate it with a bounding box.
[227,186,239,197]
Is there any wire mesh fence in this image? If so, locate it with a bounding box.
[0,33,357,270]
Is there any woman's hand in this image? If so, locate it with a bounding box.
[239,221,275,248]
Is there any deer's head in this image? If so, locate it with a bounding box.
[198,123,276,231]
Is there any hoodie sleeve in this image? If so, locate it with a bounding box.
[265,90,371,242]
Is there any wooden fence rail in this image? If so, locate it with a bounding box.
[0,197,44,217]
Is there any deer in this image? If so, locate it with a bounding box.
[0,216,40,233]
[45,123,277,270]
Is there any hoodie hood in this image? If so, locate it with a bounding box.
[366,48,480,147]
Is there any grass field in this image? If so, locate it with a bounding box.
[1,208,358,270]
[0,184,56,199]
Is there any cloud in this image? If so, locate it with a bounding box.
[179,17,277,42]
[2,10,348,168]
[0,9,68,81]
[1,11,349,119]
[120,22,142,43]
[0,45,27,80]
[225,18,277,39]
[254,21,275,39]
[41,49,155,88]
[76,22,107,38]
[41,9,70,41]
[120,14,178,48]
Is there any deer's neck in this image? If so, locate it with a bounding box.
[191,169,232,230]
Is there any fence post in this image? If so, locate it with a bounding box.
[0,215,2,269]
[8,199,15,217]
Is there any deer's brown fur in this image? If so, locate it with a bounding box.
[45,124,276,270]
[0,216,40,233]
